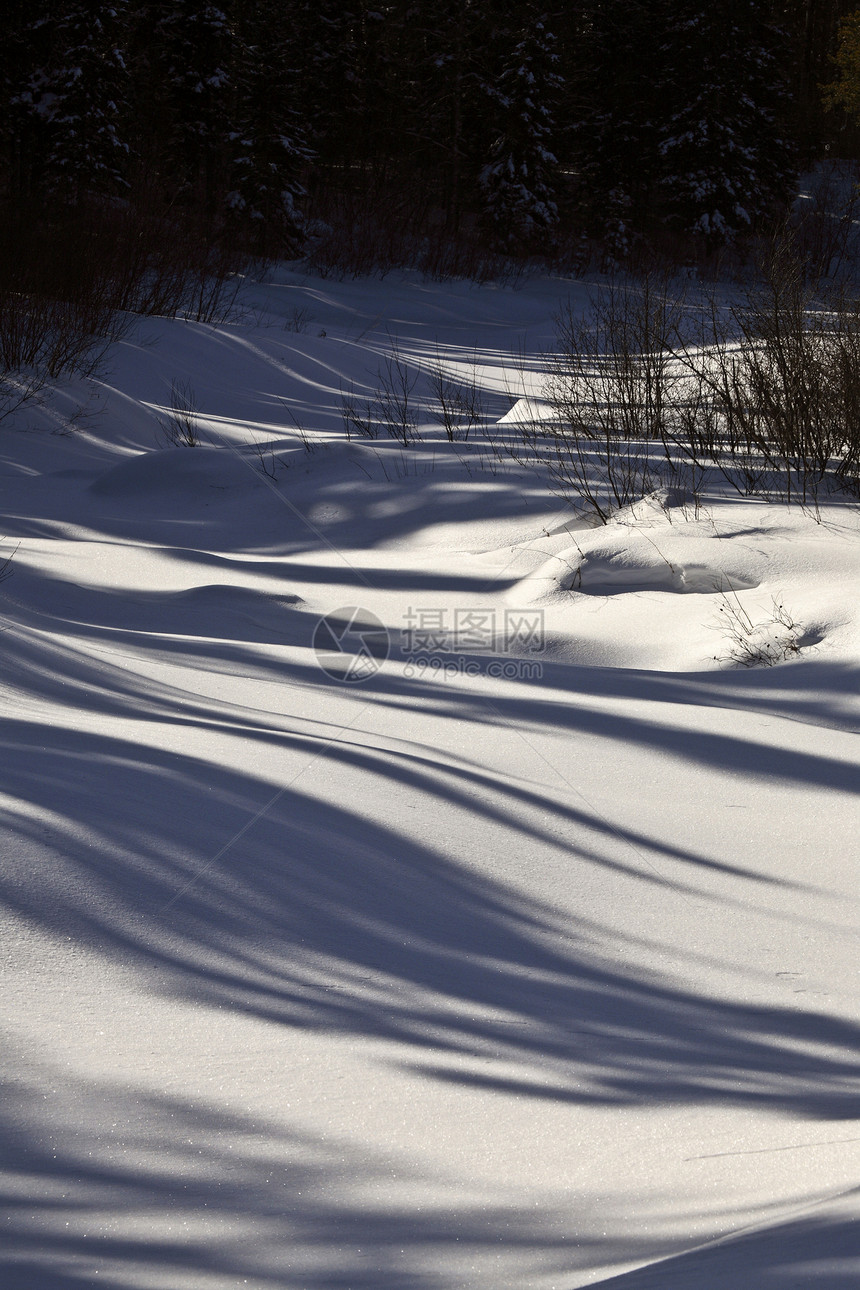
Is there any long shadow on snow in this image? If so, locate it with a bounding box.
[5,443,546,555]
[0,1068,674,1290]
[4,564,858,773]
[366,659,860,795]
[5,1074,854,1289]
[2,591,857,900]
[0,621,849,900]
[0,702,858,1121]
[585,1199,860,1289]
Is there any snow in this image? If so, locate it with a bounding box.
[1,267,859,1289]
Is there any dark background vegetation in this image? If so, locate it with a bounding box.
[2,2,860,277]
[5,2,860,411]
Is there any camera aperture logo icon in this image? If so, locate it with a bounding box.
[313,606,389,683]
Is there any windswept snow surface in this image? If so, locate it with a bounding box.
[1,267,859,1289]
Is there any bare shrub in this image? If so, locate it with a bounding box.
[177,239,246,325]
[790,162,860,282]
[712,588,802,667]
[513,233,860,524]
[532,271,688,521]
[339,383,379,440]
[0,374,41,427]
[249,432,286,478]
[277,399,319,455]
[284,305,315,334]
[107,177,250,324]
[305,176,527,284]
[156,379,202,447]
[304,177,432,280]
[677,232,860,512]
[340,343,422,446]
[368,342,420,445]
[416,233,527,286]
[0,196,249,426]
[0,203,135,394]
[426,349,486,441]
[0,540,19,583]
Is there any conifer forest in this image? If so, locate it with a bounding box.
[3,2,860,278]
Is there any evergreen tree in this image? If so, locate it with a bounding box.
[479,14,563,251]
[0,0,828,269]
[0,2,50,198]
[779,0,857,156]
[412,0,493,230]
[573,1,668,255]
[822,5,860,121]
[286,0,360,164]
[28,1,130,200]
[658,2,795,246]
[127,1,235,211]
[228,0,311,253]
[314,2,407,190]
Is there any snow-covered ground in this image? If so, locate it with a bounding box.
[1,266,858,1289]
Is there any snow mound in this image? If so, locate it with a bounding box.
[142,584,306,634]
[89,446,253,499]
[114,583,312,649]
[496,396,555,423]
[6,575,306,643]
[521,529,761,601]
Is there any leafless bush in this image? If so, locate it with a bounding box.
[248,432,287,478]
[369,343,420,445]
[156,379,202,447]
[177,241,245,325]
[712,588,802,667]
[790,162,860,282]
[283,305,315,334]
[0,374,41,426]
[506,234,860,523]
[339,382,379,439]
[106,177,250,323]
[676,233,860,511]
[305,179,527,284]
[531,271,687,520]
[0,197,249,425]
[416,234,527,286]
[304,177,432,280]
[340,343,422,446]
[426,350,486,440]
[0,203,135,397]
[277,399,319,455]
[0,539,19,583]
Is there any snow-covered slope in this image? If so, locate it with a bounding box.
[1,267,858,1289]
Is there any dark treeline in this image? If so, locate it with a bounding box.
[1,2,859,271]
